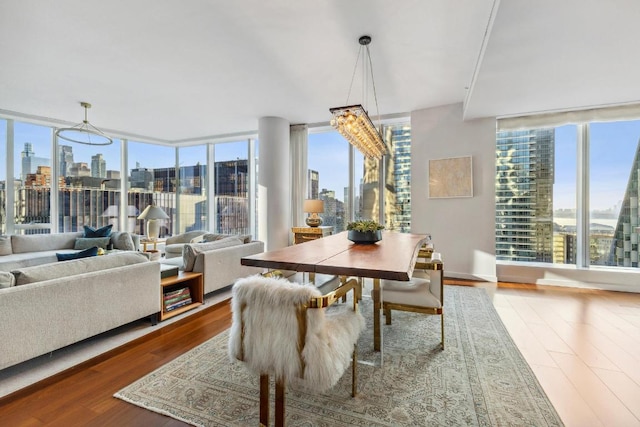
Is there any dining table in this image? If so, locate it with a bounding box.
[241,230,429,353]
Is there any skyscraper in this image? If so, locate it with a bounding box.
[21,143,49,183]
[59,145,74,177]
[611,138,640,267]
[91,154,107,178]
[496,129,555,262]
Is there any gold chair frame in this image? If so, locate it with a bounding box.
[382,260,445,349]
[237,274,360,427]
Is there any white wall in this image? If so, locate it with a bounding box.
[411,103,497,281]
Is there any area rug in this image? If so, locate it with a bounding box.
[115,285,563,426]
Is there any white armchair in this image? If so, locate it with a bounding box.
[380,252,445,349]
[163,230,207,258]
[229,274,364,426]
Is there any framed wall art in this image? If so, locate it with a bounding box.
[428,156,473,198]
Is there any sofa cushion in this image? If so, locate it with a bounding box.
[183,237,243,272]
[0,236,12,256]
[202,233,252,244]
[56,246,99,261]
[83,224,113,238]
[110,231,136,251]
[12,252,149,286]
[0,271,15,288]
[11,232,82,253]
[75,237,111,250]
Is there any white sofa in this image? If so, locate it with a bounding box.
[162,235,265,295]
[0,252,160,370]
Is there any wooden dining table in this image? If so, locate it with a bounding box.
[241,230,429,352]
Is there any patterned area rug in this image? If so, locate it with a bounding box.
[115,285,563,426]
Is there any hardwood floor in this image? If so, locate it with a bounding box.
[1,281,639,426]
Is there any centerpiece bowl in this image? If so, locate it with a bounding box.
[346,220,384,244]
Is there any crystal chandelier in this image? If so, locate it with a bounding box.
[330,35,386,160]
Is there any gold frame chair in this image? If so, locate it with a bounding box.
[231,274,361,427]
[382,253,445,349]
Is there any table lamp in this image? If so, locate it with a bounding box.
[303,199,324,227]
[137,205,169,239]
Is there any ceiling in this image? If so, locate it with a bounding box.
[2,0,640,144]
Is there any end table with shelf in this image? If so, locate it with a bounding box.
[160,271,204,321]
[292,226,333,244]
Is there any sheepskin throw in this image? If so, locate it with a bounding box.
[229,275,364,393]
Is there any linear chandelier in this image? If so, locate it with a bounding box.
[330,35,386,160]
[55,102,113,146]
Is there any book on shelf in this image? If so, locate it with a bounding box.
[164,293,190,306]
[165,298,193,312]
[163,287,191,300]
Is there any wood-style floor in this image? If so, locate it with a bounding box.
[1,280,639,427]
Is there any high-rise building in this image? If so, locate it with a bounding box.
[496,129,555,262]
[385,124,411,232]
[308,170,319,199]
[91,154,107,178]
[21,143,49,183]
[59,145,74,177]
[611,139,640,267]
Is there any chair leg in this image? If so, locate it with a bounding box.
[275,379,286,427]
[351,344,358,397]
[385,308,392,325]
[260,374,269,427]
[440,311,445,350]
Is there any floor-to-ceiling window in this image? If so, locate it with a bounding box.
[14,122,52,234]
[308,122,412,232]
[590,120,640,268]
[57,139,122,232]
[0,120,6,234]
[214,141,249,235]
[496,117,640,270]
[308,131,350,232]
[128,141,175,236]
[177,145,207,233]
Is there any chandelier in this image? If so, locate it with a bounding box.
[330,35,386,160]
[55,102,113,146]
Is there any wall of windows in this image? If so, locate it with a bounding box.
[496,119,640,270]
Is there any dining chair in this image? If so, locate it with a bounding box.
[228,274,364,427]
[380,252,445,349]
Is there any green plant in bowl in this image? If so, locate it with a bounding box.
[346,220,384,243]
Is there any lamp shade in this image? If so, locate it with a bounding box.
[137,205,169,220]
[303,199,324,213]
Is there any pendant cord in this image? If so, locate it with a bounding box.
[345,46,363,105]
[365,45,382,131]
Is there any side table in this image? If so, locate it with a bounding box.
[160,271,204,321]
[292,226,333,244]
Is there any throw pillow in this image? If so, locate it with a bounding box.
[202,233,252,244]
[182,237,243,272]
[110,231,136,251]
[56,246,99,261]
[75,237,111,250]
[83,224,113,238]
[0,235,12,256]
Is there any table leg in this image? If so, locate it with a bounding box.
[373,277,381,351]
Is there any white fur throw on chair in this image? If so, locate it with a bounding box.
[228,275,364,393]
